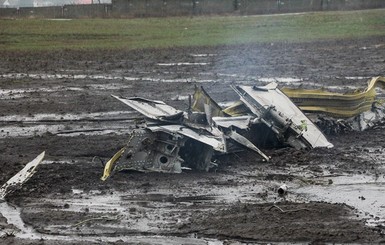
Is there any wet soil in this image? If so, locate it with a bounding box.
[1,36,385,244]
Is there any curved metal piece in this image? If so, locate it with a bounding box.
[281,76,385,118]
[101,147,125,181]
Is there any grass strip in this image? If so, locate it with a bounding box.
[0,8,384,51]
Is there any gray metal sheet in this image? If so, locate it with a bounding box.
[212,116,253,129]
[147,125,226,152]
[112,95,183,120]
[235,83,333,148]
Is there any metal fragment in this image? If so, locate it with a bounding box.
[0,152,45,200]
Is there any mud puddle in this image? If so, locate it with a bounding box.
[0,201,220,244]
[0,72,369,89]
[0,83,134,99]
[0,111,135,123]
[0,111,137,138]
[1,196,222,244]
[157,62,210,66]
[0,123,133,137]
[294,174,385,230]
[1,162,279,242]
[0,194,229,244]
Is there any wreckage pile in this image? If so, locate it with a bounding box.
[1,77,384,199]
[101,76,385,179]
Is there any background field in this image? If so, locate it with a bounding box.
[0,8,384,51]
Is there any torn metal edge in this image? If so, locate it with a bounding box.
[0,151,45,201]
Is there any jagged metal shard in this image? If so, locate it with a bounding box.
[0,152,45,201]
[111,95,184,122]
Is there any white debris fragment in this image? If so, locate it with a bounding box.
[0,152,45,200]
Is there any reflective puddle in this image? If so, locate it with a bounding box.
[2,172,384,242]
[157,62,210,66]
[1,72,365,88]
[0,111,136,138]
[294,175,385,228]
[0,200,222,244]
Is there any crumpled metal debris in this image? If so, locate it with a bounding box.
[284,76,385,134]
[282,76,385,118]
[101,82,334,180]
[315,102,385,134]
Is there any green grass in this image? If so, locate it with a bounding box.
[0,8,384,51]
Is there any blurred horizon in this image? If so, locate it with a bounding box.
[2,0,111,8]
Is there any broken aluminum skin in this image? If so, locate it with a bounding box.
[315,103,385,134]
[231,83,333,149]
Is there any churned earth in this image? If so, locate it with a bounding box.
[1,36,385,244]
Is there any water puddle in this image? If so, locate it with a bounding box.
[3,168,382,242]
[257,77,303,83]
[131,77,216,83]
[42,160,79,165]
[47,19,72,21]
[345,76,370,80]
[0,172,275,242]
[294,175,385,228]
[0,111,136,138]
[0,111,135,122]
[0,86,83,99]
[0,73,124,81]
[0,72,370,92]
[0,83,134,99]
[0,202,37,239]
[157,63,210,66]
[0,124,133,138]
[171,95,189,101]
[0,72,218,85]
[190,54,217,57]
[0,200,222,244]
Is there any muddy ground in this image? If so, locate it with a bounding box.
[1,37,385,244]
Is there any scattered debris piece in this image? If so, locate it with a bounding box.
[0,152,45,201]
[278,184,288,195]
[315,105,385,134]
[285,76,385,134]
[282,76,385,118]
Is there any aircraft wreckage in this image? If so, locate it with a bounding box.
[101,76,385,180]
[1,77,384,197]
